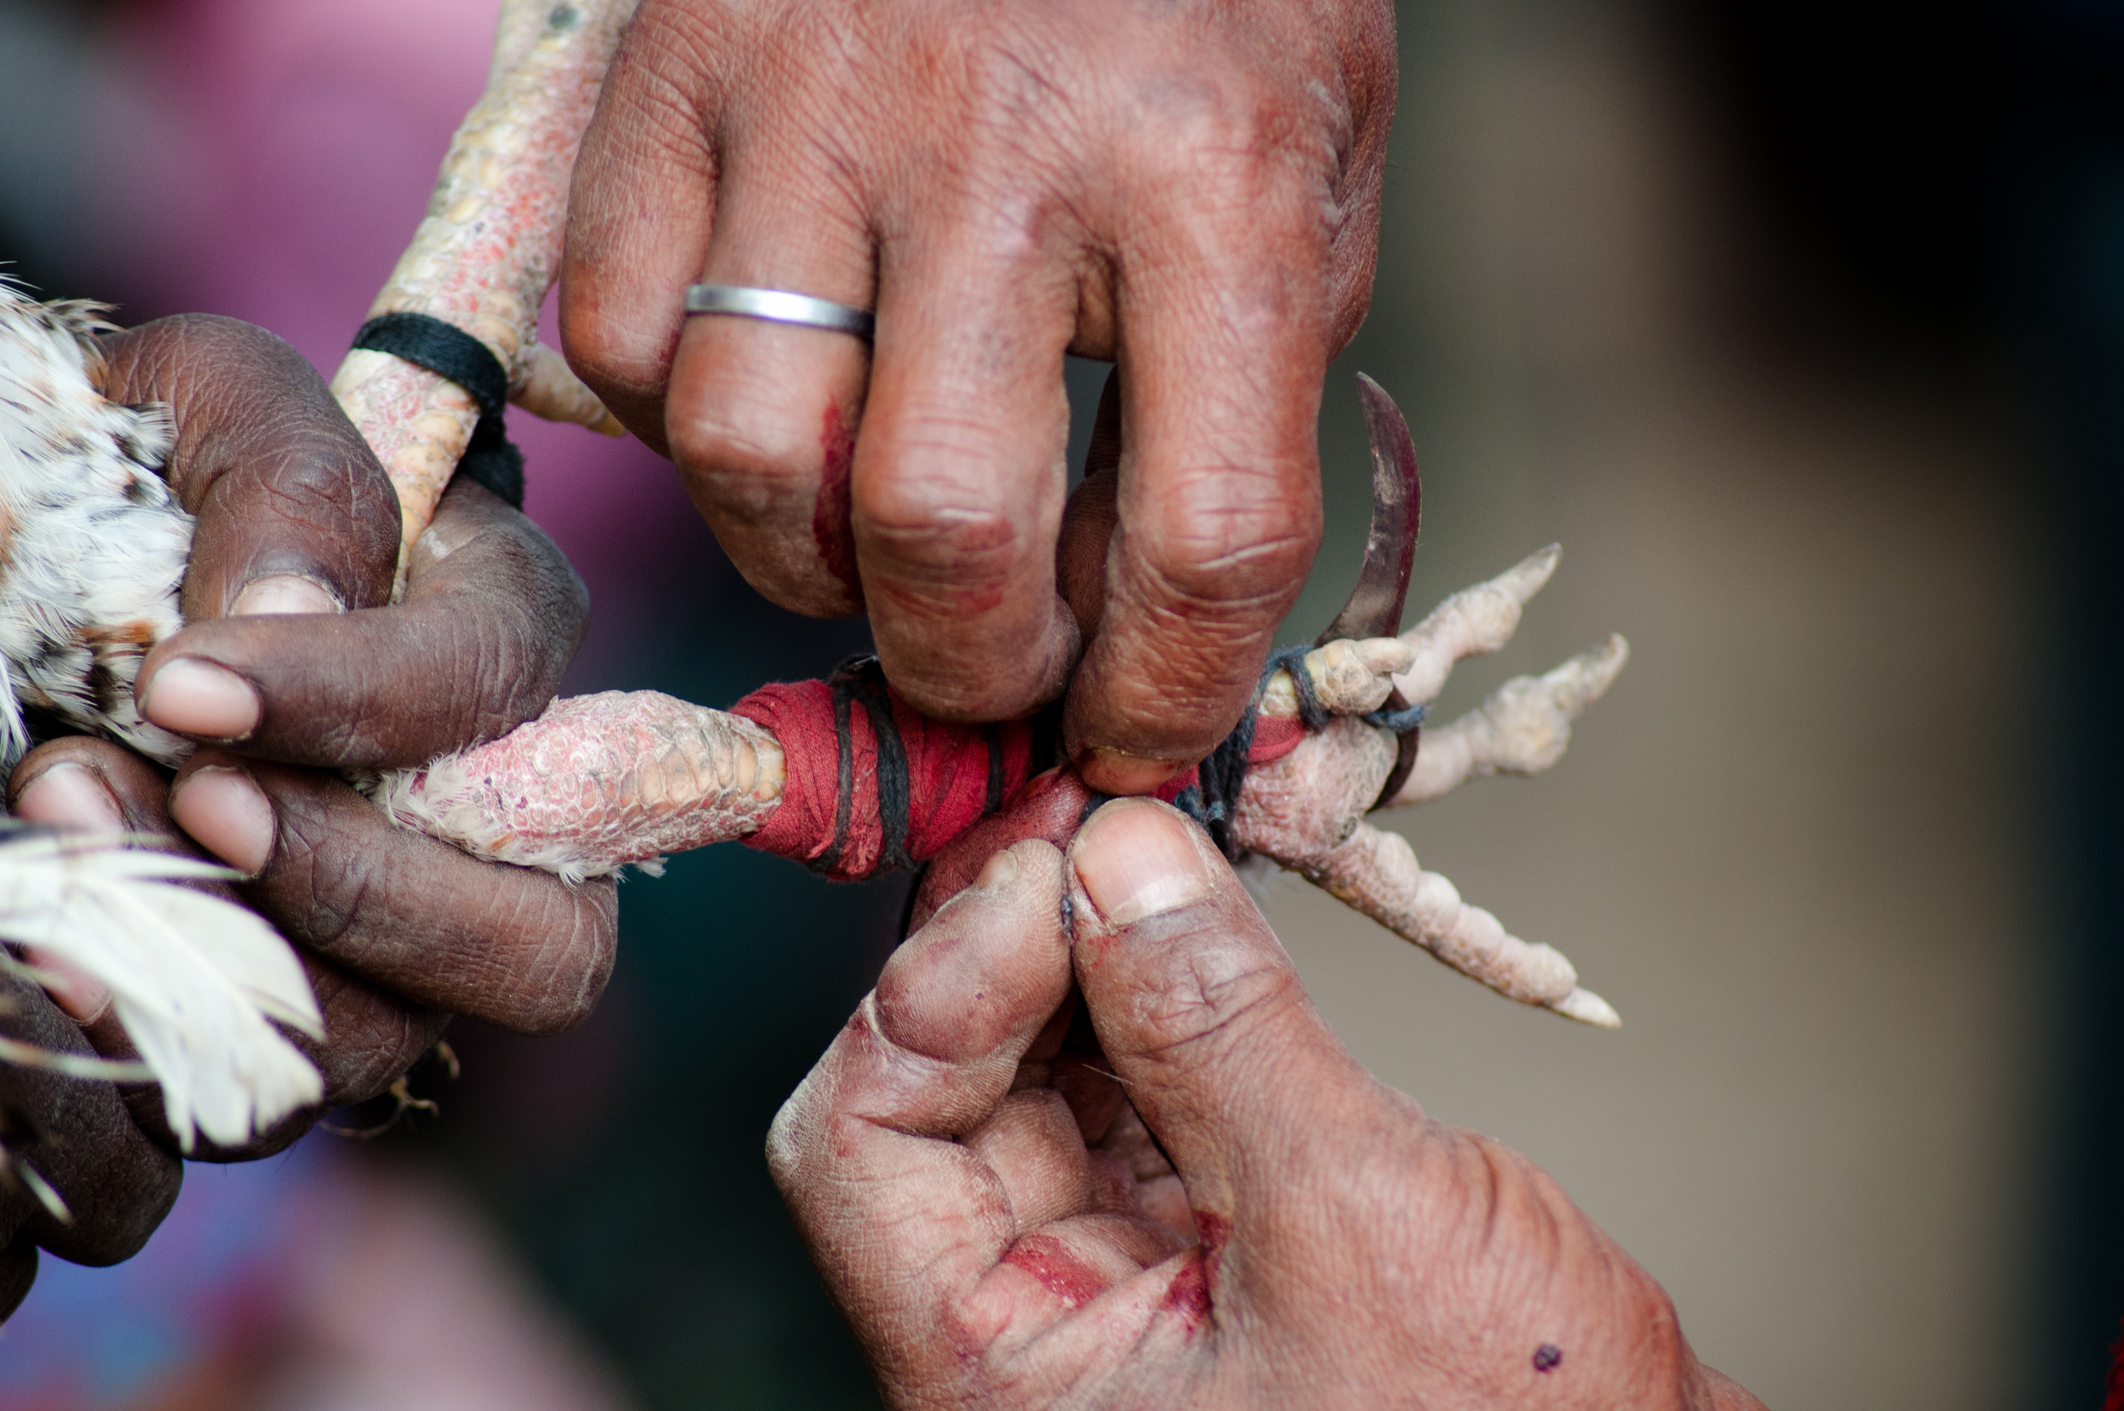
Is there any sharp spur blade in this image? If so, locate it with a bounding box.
[1316,373,1422,648]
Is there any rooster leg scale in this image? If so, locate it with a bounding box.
[377,693,786,884]
[1305,820,1620,1027]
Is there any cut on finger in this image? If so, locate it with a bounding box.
[664,152,876,618]
[767,841,1070,1367]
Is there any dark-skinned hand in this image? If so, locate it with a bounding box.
[0,314,615,1321]
[561,0,1396,793]
[770,797,1768,1409]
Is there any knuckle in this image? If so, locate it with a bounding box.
[668,379,832,502]
[853,407,1049,592]
[492,882,617,1036]
[555,288,663,407]
[1128,64,1315,189]
[857,484,1025,586]
[1131,941,1301,1061]
[319,1005,443,1106]
[764,1089,817,1192]
[1133,480,1321,610]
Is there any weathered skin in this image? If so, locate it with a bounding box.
[767,803,1770,1409]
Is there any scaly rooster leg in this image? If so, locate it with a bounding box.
[329,0,634,586]
[1230,713,1622,1027]
[1389,635,1629,809]
[1306,818,1621,1027]
[1393,544,1561,703]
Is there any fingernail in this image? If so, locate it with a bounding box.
[231,574,342,616]
[168,766,275,875]
[22,946,111,1025]
[1079,748,1188,796]
[974,845,1020,891]
[139,659,261,740]
[13,762,124,831]
[1072,800,1216,927]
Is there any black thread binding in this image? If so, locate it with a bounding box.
[1170,644,1328,860]
[982,722,1006,816]
[815,664,860,877]
[1363,700,1428,733]
[823,646,1384,877]
[815,655,914,879]
[351,312,526,509]
[847,664,914,874]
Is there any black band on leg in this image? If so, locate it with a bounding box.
[351,312,526,509]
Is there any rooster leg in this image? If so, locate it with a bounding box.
[1233,655,1624,1027]
[376,693,787,884]
[1388,635,1629,809]
[1260,636,1418,719]
[1297,818,1620,1027]
[329,0,635,582]
[1393,544,1562,705]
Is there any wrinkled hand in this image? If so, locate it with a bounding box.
[562,0,1396,792]
[0,315,615,1316]
[0,962,180,1321]
[770,799,1765,1409]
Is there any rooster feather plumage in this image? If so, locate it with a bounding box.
[0,282,322,1150]
[0,283,192,770]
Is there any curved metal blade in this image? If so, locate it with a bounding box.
[1315,373,1421,647]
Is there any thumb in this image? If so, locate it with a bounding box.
[768,839,1072,1376]
[1064,799,1369,1217]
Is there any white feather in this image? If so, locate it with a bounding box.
[0,830,323,1151]
[0,284,326,1150]
[0,281,193,769]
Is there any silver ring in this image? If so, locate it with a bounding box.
[683,285,875,341]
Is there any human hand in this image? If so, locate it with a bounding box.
[769,798,1765,1408]
[5,314,615,1163]
[561,0,1397,792]
[0,958,180,1323]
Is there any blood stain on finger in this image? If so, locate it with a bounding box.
[1160,1254,1211,1330]
[1159,1210,1231,1333]
[813,404,859,595]
[1533,1344,1564,1372]
[1193,1209,1232,1273]
[1002,1232,1109,1309]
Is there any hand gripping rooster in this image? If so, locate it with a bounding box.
[0,0,1627,1163]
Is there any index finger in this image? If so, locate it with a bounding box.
[138,475,587,768]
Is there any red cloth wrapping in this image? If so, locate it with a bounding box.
[729,680,1306,881]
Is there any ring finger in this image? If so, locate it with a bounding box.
[666,145,877,617]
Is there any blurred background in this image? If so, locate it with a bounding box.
[0,0,2118,1406]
